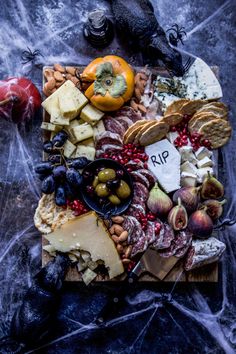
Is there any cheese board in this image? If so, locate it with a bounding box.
[34,57,230,284]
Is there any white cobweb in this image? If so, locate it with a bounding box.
[0,0,236,353]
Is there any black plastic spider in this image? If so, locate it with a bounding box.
[21,47,43,64]
[167,24,187,47]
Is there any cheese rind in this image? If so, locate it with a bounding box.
[44,212,124,279]
[80,104,104,126]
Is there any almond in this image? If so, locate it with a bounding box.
[54,71,64,81]
[66,66,76,75]
[53,63,65,72]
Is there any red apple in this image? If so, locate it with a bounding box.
[0,77,41,123]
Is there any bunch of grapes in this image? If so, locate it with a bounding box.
[35,130,91,206]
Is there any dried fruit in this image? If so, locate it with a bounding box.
[147,183,173,216]
[201,172,224,199]
[188,207,213,238]
[173,186,200,214]
[168,198,188,230]
[202,199,227,220]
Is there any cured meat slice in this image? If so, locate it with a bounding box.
[115,106,142,123]
[124,216,143,245]
[127,203,146,218]
[133,182,149,201]
[95,132,123,150]
[131,171,150,189]
[132,195,147,208]
[131,230,148,257]
[184,237,226,271]
[137,169,156,187]
[152,223,175,250]
[116,116,134,130]
[146,221,156,245]
[158,230,192,258]
[125,160,145,171]
[104,116,126,137]
[95,144,122,158]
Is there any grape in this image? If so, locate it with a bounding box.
[48,154,61,164]
[66,168,83,188]
[43,141,53,153]
[41,175,55,194]
[55,185,66,206]
[116,170,124,178]
[53,165,67,181]
[35,162,53,174]
[96,166,105,174]
[106,179,120,191]
[86,185,94,196]
[68,157,90,169]
[52,130,68,147]
[64,181,75,201]
[83,170,93,181]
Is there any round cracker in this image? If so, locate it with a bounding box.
[161,112,183,126]
[199,118,232,149]
[194,103,228,120]
[179,100,207,116]
[133,120,157,144]
[123,120,147,144]
[188,113,220,133]
[165,99,190,115]
[139,121,169,146]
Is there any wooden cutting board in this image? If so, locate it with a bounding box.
[41,65,220,282]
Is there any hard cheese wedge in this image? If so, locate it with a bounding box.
[44,211,124,279]
[80,104,104,126]
[75,145,96,160]
[145,139,181,193]
[71,123,94,143]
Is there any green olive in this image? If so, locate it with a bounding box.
[116,180,131,199]
[95,183,110,197]
[92,176,99,188]
[108,194,121,205]
[98,168,116,182]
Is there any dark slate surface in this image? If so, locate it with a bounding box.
[0,0,236,353]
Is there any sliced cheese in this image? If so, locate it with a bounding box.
[181,171,197,187]
[197,156,213,169]
[63,140,77,158]
[79,138,95,148]
[44,211,124,279]
[75,145,95,160]
[178,146,198,165]
[145,139,181,193]
[195,146,212,160]
[41,122,63,132]
[181,161,198,175]
[80,104,104,126]
[71,123,94,143]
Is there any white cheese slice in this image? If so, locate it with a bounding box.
[80,104,104,126]
[44,211,124,279]
[166,131,179,145]
[197,167,213,183]
[195,146,212,160]
[50,98,70,126]
[181,172,197,187]
[197,156,213,168]
[63,140,76,158]
[71,123,94,143]
[79,138,95,148]
[41,122,63,132]
[145,139,181,193]
[181,161,198,175]
[178,146,198,165]
[75,145,96,160]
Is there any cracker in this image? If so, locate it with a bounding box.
[179,100,207,116]
[188,113,219,133]
[194,103,228,120]
[165,99,190,115]
[161,112,183,126]
[123,120,147,144]
[133,120,157,144]
[199,118,232,149]
[139,121,169,146]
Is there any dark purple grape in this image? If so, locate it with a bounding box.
[68,157,90,169]
[86,185,94,196]
[43,140,54,153]
[116,170,124,178]
[35,162,53,174]
[83,170,93,181]
[53,165,67,181]
[52,130,68,147]
[41,175,55,194]
[55,185,66,206]
[96,166,105,174]
[106,179,120,191]
[66,168,83,188]
[48,154,62,164]
[64,181,75,201]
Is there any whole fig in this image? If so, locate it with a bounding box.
[188,208,213,238]
[201,172,224,200]
[202,199,227,220]
[173,186,200,214]
[147,182,173,216]
[168,198,188,230]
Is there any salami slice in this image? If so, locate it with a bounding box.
[95,132,123,150]
[133,182,149,201]
[115,106,142,122]
[95,144,122,158]
[131,171,150,189]
[152,223,175,250]
[124,217,143,244]
[131,231,148,257]
[116,116,134,130]
[184,237,226,271]
[146,221,156,245]
[137,169,156,187]
[159,230,192,258]
[125,160,145,171]
[127,203,146,218]
[104,117,126,137]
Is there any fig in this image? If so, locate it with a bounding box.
[188,207,213,238]
[173,186,200,214]
[168,198,188,230]
[202,199,227,220]
[147,182,173,216]
[201,172,224,200]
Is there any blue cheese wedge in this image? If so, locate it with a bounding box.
[75,145,95,160]
[145,139,181,193]
[80,104,104,126]
[43,211,124,279]
[71,123,94,143]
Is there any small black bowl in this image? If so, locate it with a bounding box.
[81,158,133,217]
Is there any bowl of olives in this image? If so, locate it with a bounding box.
[81,158,133,216]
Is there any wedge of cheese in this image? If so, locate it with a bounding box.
[71,123,94,143]
[80,104,104,126]
[50,98,70,126]
[75,145,95,160]
[44,211,124,279]
[41,122,63,132]
[63,140,77,158]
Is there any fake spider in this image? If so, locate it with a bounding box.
[167,24,187,47]
[21,47,43,64]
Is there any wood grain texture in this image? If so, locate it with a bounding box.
[41,65,220,282]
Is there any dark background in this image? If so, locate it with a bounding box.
[0,0,236,353]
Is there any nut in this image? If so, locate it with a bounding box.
[66,66,76,76]
[70,76,80,86]
[54,71,64,81]
[116,244,124,254]
[134,87,142,101]
[122,258,131,265]
[118,230,128,242]
[111,235,120,244]
[53,63,65,72]
[46,77,56,90]
[44,68,54,81]
[65,73,72,80]
[109,224,124,236]
[125,245,132,258]
[55,79,66,88]
[111,216,124,224]
[43,86,51,97]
